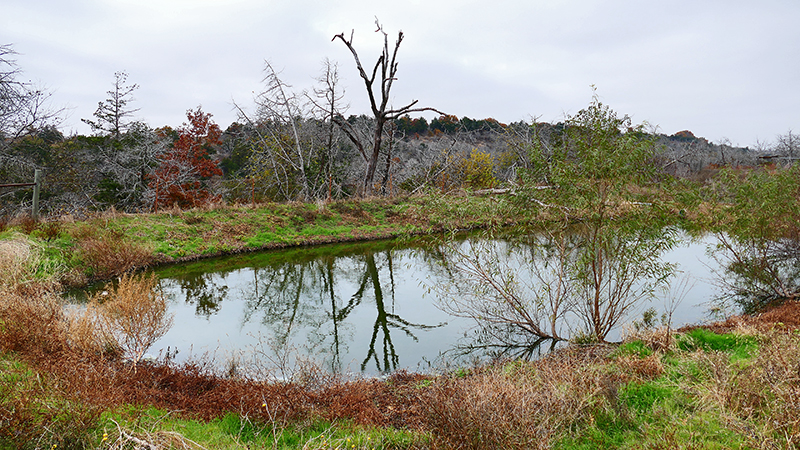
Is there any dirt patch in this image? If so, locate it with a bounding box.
[681,300,800,334]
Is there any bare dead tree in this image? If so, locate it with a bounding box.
[236,62,315,200]
[0,44,62,145]
[775,130,800,162]
[308,59,348,200]
[332,19,444,196]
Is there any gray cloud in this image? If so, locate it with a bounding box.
[2,0,798,146]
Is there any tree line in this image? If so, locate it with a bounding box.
[1,28,796,220]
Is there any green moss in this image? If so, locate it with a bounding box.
[99,406,427,450]
[677,329,758,360]
[612,340,653,358]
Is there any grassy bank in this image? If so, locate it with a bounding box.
[0,193,542,286]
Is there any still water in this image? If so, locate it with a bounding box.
[71,233,723,376]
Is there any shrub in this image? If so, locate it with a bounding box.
[72,273,174,365]
[461,148,497,189]
[75,229,154,280]
[17,214,39,234]
[0,285,68,358]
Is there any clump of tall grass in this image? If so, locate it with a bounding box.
[690,328,800,448]
[72,228,154,280]
[420,347,617,450]
[0,234,64,292]
[69,273,174,365]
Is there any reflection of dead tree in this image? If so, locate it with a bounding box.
[333,19,444,195]
[237,247,442,374]
[356,252,443,373]
[453,323,561,361]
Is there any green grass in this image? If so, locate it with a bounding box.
[611,339,654,358]
[97,405,428,450]
[2,193,645,283]
[553,328,768,450]
[677,328,758,360]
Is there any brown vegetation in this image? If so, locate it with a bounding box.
[4,274,800,448]
[70,273,173,364]
[683,300,800,335]
[72,227,154,280]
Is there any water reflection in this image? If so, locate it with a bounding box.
[173,272,230,316]
[156,241,448,374]
[710,232,800,314]
[96,232,720,375]
[454,323,563,362]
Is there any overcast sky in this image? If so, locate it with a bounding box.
[2,0,798,147]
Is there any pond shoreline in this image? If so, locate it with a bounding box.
[6,195,800,448]
[43,194,537,288]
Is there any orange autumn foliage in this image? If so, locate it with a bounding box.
[148,107,223,210]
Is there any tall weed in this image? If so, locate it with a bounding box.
[74,228,154,279]
[71,273,174,365]
[0,234,63,291]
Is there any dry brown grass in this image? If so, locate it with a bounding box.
[70,273,173,365]
[0,235,36,289]
[73,228,154,280]
[418,346,617,450]
[691,329,800,448]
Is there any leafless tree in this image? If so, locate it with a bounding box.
[774,130,800,161]
[332,19,444,195]
[82,71,140,138]
[100,122,167,210]
[235,62,316,200]
[0,44,62,160]
[308,59,348,200]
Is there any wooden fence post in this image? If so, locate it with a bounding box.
[32,169,41,221]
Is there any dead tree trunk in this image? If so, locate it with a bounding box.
[332,19,443,196]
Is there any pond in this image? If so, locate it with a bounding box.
[67,232,724,376]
